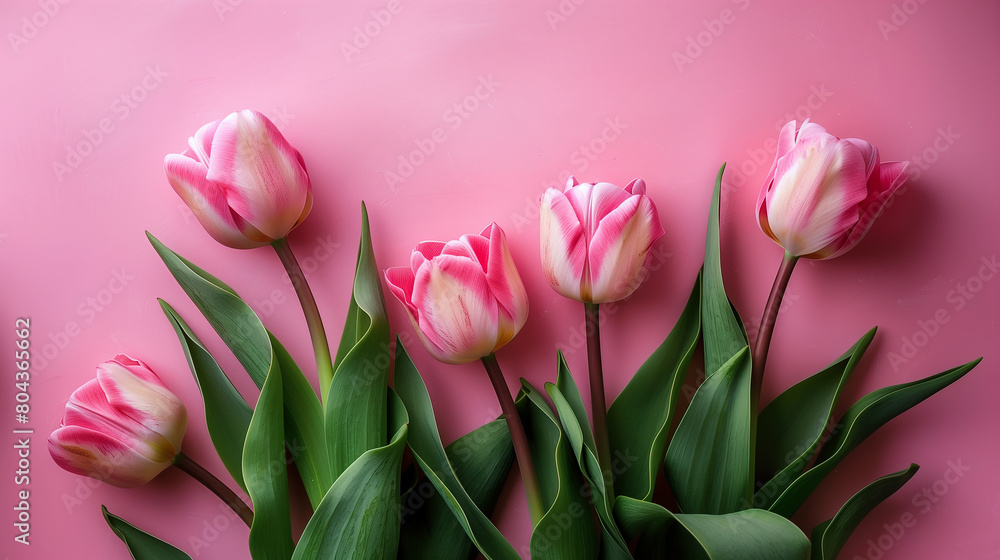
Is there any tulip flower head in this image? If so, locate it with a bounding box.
[756,120,909,259]
[48,355,187,488]
[540,177,665,303]
[385,223,529,365]
[164,109,313,249]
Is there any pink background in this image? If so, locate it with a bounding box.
[2,1,998,558]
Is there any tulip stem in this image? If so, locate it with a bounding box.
[751,252,799,408]
[585,302,615,501]
[481,353,545,526]
[272,237,335,404]
[174,452,253,527]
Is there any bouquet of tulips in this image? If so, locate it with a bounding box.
[48,110,980,559]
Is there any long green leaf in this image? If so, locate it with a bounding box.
[160,299,253,492]
[754,328,876,508]
[769,358,981,518]
[243,345,294,560]
[701,163,747,375]
[607,273,701,502]
[392,340,520,560]
[811,464,919,560]
[664,347,753,514]
[545,355,631,558]
[615,498,809,559]
[399,419,515,560]
[326,203,390,481]
[292,390,408,560]
[521,380,599,560]
[148,232,330,508]
[272,334,328,503]
[103,505,192,559]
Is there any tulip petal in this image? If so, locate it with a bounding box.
[588,182,635,225]
[481,223,529,345]
[48,426,167,488]
[765,135,869,257]
[843,137,880,181]
[589,195,665,303]
[61,377,173,462]
[189,118,221,164]
[411,254,500,364]
[624,178,646,196]
[164,154,270,249]
[207,110,312,240]
[757,120,803,230]
[97,360,187,454]
[385,266,418,319]
[540,188,587,300]
[824,161,909,259]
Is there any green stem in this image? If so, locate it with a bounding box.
[480,353,545,526]
[272,237,335,404]
[585,301,615,500]
[174,452,253,527]
[751,252,799,409]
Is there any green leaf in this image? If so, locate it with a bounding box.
[769,358,981,518]
[811,464,919,560]
[291,390,408,560]
[664,347,753,514]
[147,231,269,388]
[148,232,330,508]
[392,340,521,560]
[701,163,747,376]
[545,355,631,557]
[607,273,701,502]
[272,334,328,503]
[326,203,391,481]
[520,380,599,560]
[160,299,253,492]
[399,419,515,560]
[243,345,294,560]
[102,505,192,559]
[754,328,876,508]
[615,497,810,560]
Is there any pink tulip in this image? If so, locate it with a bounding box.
[48,355,187,488]
[756,120,909,259]
[385,223,529,365]
[539,177,665,303]
[164,109,313,249]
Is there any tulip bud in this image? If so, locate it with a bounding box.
[164,109,313,249]
[48,355,187,488]
[756,120,909,259]
[539,177,665,303]
[385,223,529,364]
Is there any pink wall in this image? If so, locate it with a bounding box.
[2,1,997,558]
